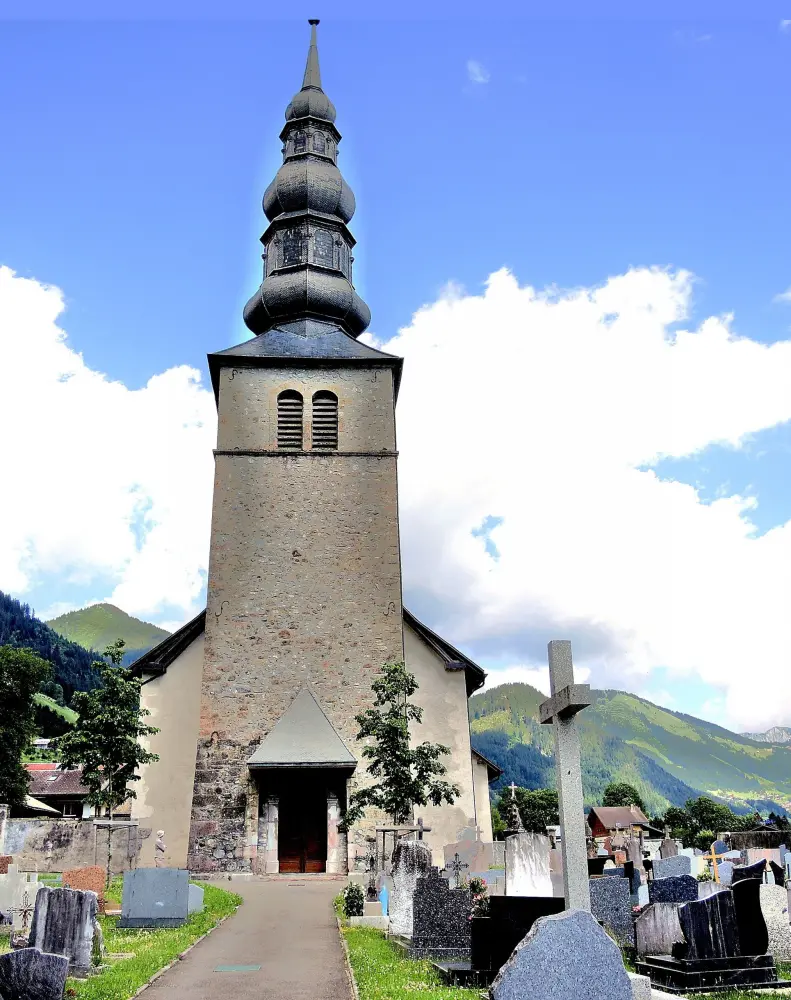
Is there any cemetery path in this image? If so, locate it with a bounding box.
[142,878,352,1000]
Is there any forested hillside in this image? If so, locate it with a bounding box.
[470,683,791,817]
[0,590,100,698]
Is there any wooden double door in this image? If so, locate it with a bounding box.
[277,781,327,874]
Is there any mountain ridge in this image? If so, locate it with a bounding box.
[742,726,791,745]
[470,682,791,816]
[46,603,170,663]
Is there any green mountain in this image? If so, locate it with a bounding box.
[470,683,791,817]
[46,603,170,662]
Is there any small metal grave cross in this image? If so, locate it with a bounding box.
[704,843,735,884]
[539,639,593,911]
[444,851,470,888]
[12,889,34,933]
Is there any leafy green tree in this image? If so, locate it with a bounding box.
[602,781,645,811]
[40,680,65,706]
[0,646,52,808]
[494,787,559,835]
[341,661,460,829]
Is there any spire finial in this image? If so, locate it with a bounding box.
[302,19,322,90]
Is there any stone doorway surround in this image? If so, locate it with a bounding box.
[246,688,356,875]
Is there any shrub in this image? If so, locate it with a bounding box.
[697,869,715,882]
[342,881,365,917]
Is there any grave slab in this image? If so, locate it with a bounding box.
[589,876,634,948]
[62,867,105,914]
[119,868,189,928]
[389,839,432,938]
[470,895,565,976]
[760,883,791,962]
[28,886,99,975]
[188,883,204,914]
[0,865,39,932]
[732,859,768,884]
[505,831,553,897]
[490,908,632,1000]
[635,903,685,958]
[0,947,69,1000]
[410,868,471,959]
[649,875,698,905]
[732,877,769,956]
[653,855,692,880]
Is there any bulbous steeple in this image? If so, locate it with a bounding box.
[243,20,370,337]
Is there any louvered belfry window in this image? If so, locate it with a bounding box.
[277,390,303,449]
[312,391,338,450]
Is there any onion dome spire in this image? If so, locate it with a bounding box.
[243,20,370,337]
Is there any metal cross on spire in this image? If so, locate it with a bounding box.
[539,639,593,911]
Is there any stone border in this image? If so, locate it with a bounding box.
[128,907,239,998]
[336,916,361,1000]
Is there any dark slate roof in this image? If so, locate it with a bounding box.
[471,747,503,781]
[26,767,89,798]
[207,319,402,401]
[132,606,486,696]
[403,608,486,696]
[247,688,356,769]
[130,610,206,678]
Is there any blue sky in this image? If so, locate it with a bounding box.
[1,11,790,731]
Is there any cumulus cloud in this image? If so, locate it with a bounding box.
[466,59,490,84]
[371,267,791,732]
[780,19,791,31]
[0,266,216,624]
[774,286,791,303]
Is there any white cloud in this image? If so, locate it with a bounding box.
[483,664,591,696]
[371,267,791,732]
[774,286,791,303]
[780,19,791,31]
[0,266,216,623]
[466,60,490,85]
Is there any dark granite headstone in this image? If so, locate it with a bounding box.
[0,948,69,1000]
[410,868,471,959]
[652,855,691,879]
[672,891,741,960]
[587,857,608,876]
[648,875,698,904]
[732,859,767,885]
[732,877,769,956]
[470,896,564,973]
[712,840,729,856]
[28,886,99,975]
[769,861,785,886]
[589,876,634,948]
[491,910,632,1000]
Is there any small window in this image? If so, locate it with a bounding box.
[293,130,306,153]
[278,390,304,449]
[282,228,304,267]
[312,132,326,154]
[61,800,80,818]
[313,229,334,268]
[312,391,338,450]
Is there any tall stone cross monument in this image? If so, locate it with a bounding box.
[539,639,593,910]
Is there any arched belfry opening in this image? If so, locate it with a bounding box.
[277,389,304,449]
[311,390,338,449]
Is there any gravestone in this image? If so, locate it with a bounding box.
[652,854,691,879]
[748,848,782,867]
[62,866,105,914]
[443,827,493,875]
[470,895,564,975]
[674,891,741,959]
[0,947,69,1000]
[637,883,649,906]
[28,886,100,975]
[389,838,432,938]
[711,839,729,856]
[660,837,678,859]
[538,640,593,910]
[732,877,769,955]
[0,858,12,876]
[635,902,685,958]
[769,861,785,886]
[760,884,791,962]
[188,884,204,914]
[589,876,634,947]
[717,861,734,885]
[490,909,632,1000]
[505,831,553,897]
[627,837,644,870]
[732,859,767,884]
[698,881,730,899]
[0,866,39,932]
[410,868,471,958]
[648,875,698,904]
[118,868,189,928]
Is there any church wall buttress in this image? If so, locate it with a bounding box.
[188,365,404,872]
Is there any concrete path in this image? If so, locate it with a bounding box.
[144,878,352,1000]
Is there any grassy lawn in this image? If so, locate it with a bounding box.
[65,878,241,1000]
[341,926,483,1000]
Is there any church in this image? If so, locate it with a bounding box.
[132,21,499,875]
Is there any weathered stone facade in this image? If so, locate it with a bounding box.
[186,365,404,871]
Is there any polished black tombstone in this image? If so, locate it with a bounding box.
[636,886,790,993]
[732,859,767,884]
[769,861,785,886]
[470,896,565,975]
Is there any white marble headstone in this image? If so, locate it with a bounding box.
[505,831,553,897]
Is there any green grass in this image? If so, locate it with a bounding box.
[341,927,483,1000]
[33,693,79,723]
[66,880,241,1000]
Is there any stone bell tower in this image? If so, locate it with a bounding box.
[187,21,404,873]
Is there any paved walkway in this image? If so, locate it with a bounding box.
[145,878,353,1000]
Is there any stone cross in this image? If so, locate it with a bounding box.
[443,851,470,888]
[539,639,593,911]
[415,817,432,841]
[509,782,518,799]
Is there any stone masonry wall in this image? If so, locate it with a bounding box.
[187,364,404,871]
[2,819,149,873]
